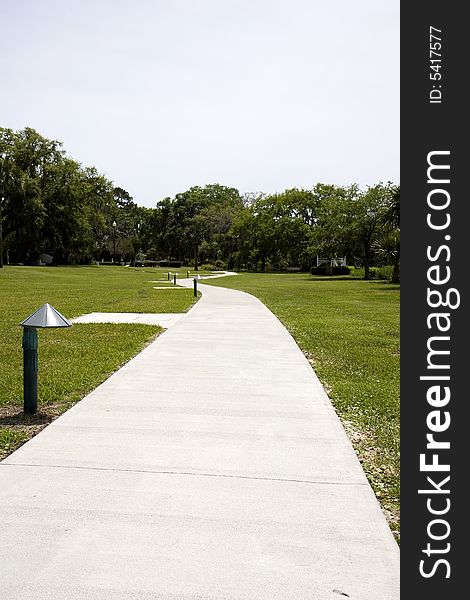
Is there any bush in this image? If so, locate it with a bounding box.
[157,260,183,268]
[375,265,394,280]
[200,260,226,271]
[348,265,395,280]
[310,265,351,276]
[349,267,364,278]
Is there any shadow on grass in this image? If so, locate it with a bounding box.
[300,276,400,288]
[372,281,401,290]
[0,403,73,460]
[0,410,54,427]
[300,276,360,282]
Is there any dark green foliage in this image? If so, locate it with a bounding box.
[200,260,226,270]
[1,127,114,264]
[0,127,152,266]
[146,184,244,269]
[310,265,351,275]
[1,127,399,280]
[156,260,183,268]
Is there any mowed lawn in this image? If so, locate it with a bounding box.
[0,265,199,458]
[204,273,400,538]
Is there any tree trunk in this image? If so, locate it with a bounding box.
[391,253,400,283]
[0,202,4,268]
[363,232,373,280]
[0,215,3,268]
[363,239,371,279]
[261,255,266,271]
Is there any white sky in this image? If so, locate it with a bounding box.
[0,0,399,207]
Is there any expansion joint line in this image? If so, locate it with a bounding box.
[0,462,368,487]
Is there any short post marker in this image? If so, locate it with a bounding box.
[20,303,72,415]
[22,327,38,414]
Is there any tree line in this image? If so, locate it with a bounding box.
[1,127,399,281]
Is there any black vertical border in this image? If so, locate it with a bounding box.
[401,2,468,597]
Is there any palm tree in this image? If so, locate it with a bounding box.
[383,186,400,229]
[375,186,400,283]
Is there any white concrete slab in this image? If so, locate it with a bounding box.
[0,279,399,599]
[0,465,397,600]
[198,271,237,279]
[71,312,185,327]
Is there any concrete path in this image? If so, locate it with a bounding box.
[0,280,399,599]
[72,312,185,328]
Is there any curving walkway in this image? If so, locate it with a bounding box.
[0,279,399,600]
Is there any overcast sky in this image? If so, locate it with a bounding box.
[1,0,399,207]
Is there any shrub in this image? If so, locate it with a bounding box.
[348,265,395,280]
[375,265,394,280]
[349,267,364,278]
[157,260,183,268]
[199,260,225,271]
[310,265,351,276]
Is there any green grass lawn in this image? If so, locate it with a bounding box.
[0,265,200,458]
[203,272,400,538]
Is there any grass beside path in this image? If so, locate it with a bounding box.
[203,272,400,539]
[0,265,200,459]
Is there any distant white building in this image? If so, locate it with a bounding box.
[316,256,347,267]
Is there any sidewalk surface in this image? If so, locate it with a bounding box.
[71,312,185,327]
[0,279,399,599]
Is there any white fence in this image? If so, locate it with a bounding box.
[316,256,347,267]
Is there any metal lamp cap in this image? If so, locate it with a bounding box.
[20,303,72,328]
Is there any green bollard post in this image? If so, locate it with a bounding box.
[168,272,170,280]
[193,277,197,297]
[173,273,177,285]
[22,327,38,414]
[187,270,190,279]
[20,303,72,416]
